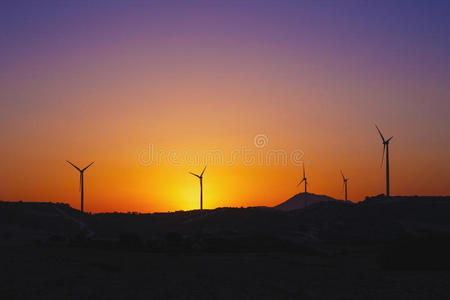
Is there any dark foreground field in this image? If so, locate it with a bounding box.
[2,195,450,299]
[2,243,450,300]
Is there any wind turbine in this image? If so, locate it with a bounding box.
[340,169,349,201]
[297,163,308,193]
[189,166,206,210]
[375,124,393,197]
[66,161,94,213]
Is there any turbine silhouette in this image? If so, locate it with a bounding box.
[297,163,308,193]
[340,169,349,201]
[189,166,206,210]
[375,124,393,197]
[66,160,94,213]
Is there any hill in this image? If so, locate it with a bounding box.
[274,192,340,211]
[3,195,450,299]
[3,195,450,246]
[0,201,89,244]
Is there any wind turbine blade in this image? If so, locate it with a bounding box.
[66,160,81,172]
[375,124,386,142]
[340,169,345,181]
[200,165,206,177]
[189,172,200,178]
[381,144,386,167]
[386,136,393,143]
[82,161,95,171]
[297,178,305,186]
[79,173,82,192]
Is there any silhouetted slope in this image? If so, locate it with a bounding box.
[289,195,450,242]
[0,201,85,243]
[3,196,450,247]
[84,195,450,245]
[274,192,340,211]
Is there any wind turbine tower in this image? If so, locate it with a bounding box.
[297,164,308,193]
[66,161,94,213]
[375,125,393,197]
[340,169,349,201]
[189,166,206,210]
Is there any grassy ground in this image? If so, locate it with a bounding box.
[1,245,450,299]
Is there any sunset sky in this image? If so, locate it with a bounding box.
[1,1,449,213]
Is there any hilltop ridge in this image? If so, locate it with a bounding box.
[274,192,341,211]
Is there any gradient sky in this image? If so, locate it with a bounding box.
[1,0,449,212]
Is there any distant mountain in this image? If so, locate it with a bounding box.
[274,192,339,211]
